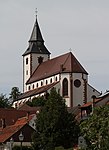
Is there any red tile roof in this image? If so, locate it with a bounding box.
[0,108,36,127]
[0,114,35,143]
[27,52,88,84]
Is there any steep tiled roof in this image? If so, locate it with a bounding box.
[27,52,88,84]
[18,81,59,100]
[0,108,36,127]
[0,115,35,143]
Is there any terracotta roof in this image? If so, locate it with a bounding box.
[27,52,88,84]
[81,98,101,108]
[18,81,59,100]
[0,114,35,143]
[0,108,36,127]
[18,103,40,112]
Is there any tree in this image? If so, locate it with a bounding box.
[0,94,10,108]
[9,87,21,102]
[80,105,109,150]
[32,88,80,150]
[26,96,46,107]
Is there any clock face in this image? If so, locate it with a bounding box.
[74,79,81,88]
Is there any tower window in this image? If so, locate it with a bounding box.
[62,78,68,97]
[26,70,28,75]
[26,58,28,65]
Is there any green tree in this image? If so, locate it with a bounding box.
[0,94,10,108]
[80,105,109,150]
[26,96,46,107]
[32,88,80,150]
[9,87,21,102]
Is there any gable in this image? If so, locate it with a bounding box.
[27,52,88,84]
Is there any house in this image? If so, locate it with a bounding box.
[13,15,100,108]
[0,114,36,149]
[79,91,109,120]
[0,108,37,127]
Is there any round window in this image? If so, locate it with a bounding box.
[74,79,81,88]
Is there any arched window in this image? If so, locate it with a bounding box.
[32,84,34,89]
[46,80,48,85]
[36,83,38,88]
[41,81,43,86]
[50,78,52,83]
[28,86,30,91]
[62,78,68,97]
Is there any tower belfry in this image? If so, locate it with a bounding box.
[22,14,51,92]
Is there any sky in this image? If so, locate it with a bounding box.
[0,0,109,96]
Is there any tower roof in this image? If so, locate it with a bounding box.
[23,16,50,56]
[29,17,44,43]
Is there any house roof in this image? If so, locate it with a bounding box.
[0,108,36,127]
[17,81,59,100]
[0,114,35,143]
[23,17,50,56]
[27,52,88,84]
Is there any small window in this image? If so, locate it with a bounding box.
[36,83,38,88]
[55,76,58,82]
[32,84,34,89]
[50,78,52,83]
[46,80,48,85]
[41,81,43,86]
[26,58,28,65]
[26,70,28,75]
[28,86,30,90]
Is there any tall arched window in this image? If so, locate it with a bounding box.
[62,78,68,97]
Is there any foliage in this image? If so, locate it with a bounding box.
[32,88,80,150]
[80,105,109,150]
[0,94,10,108]
[26,96,46,107]
[12,145,32,150]
[9,87,21,101]
[55,146,73,150]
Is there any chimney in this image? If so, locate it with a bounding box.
[1,118,6,129]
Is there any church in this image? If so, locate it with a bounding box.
[13,15,100,108]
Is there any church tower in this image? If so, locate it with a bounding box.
[22,16,51,92]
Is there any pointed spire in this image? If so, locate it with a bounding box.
[22,13,50,56]
[29,10,44,43]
